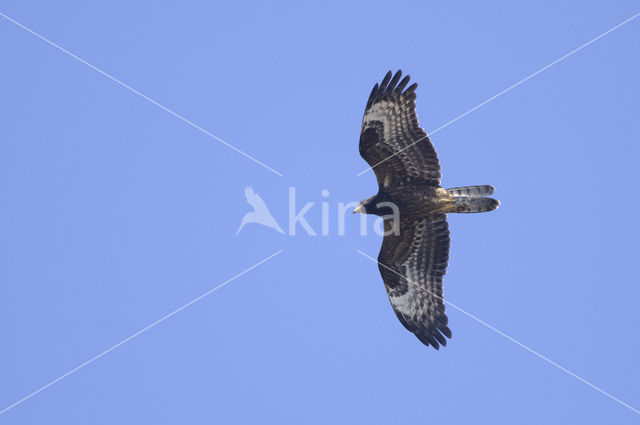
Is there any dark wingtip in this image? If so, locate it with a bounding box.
[370,82,379,98]
[418,333,440,349]
[366,70,418,111]
[404,82,418,95]
[365,82,380,109]
[379,71,393,92]
[394,75,411,95]
[385,70,402,97]
[433,330,447,347]
[441,326,452,339]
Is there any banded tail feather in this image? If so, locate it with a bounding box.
[446,185,495,197]
[448,196,500,213]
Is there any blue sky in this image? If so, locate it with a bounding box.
[1,1,639,423]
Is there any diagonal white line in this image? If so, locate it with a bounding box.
[0,250,283,416]
[356,249,640,415]
[0,11,283,177]
[357,12,640,176]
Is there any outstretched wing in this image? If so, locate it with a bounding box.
[359,70,441,189]
[244,186,269,213]
[378,214,451,349]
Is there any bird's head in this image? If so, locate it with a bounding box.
[355,194,399,216]
[353,203,366,214]
[353,195,376,214]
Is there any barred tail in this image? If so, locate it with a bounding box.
[446,185,495,197]
[444,185,499,213]
[449,197,500,213]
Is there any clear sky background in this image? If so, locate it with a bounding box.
[1,1,639,424]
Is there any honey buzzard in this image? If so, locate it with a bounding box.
[355,70,499,349]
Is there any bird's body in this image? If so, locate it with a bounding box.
[355,70,499,349]
[366,184,449,217]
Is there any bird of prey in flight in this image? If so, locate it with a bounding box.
[355,70,499,349]
[236,186,284,235]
